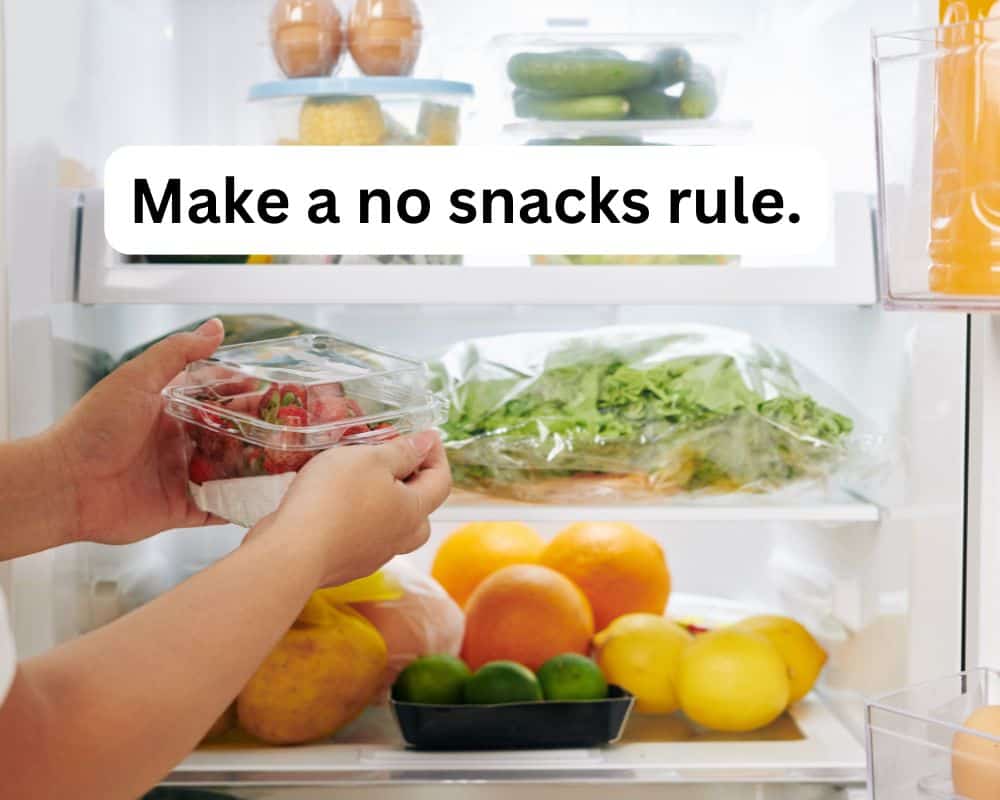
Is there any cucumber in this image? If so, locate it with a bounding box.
[514,93,630,121]
[559,48,627,60]
[651,46,692,87]
[627,87,681,120]
[679,65,719,119]
[507,51,654,97]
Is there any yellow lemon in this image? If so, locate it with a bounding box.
[734,615,827,704]
[677,628,790,732]
[593,613,693,714]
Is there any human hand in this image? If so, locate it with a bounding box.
[256,430,451,588]
[50,318,226,545]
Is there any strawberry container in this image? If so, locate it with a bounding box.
[163,334,444,527]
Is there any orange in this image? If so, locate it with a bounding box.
[540,522,670,630]
[461,564,594,671]
[431,522,545,607]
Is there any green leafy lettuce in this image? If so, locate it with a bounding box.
[433,328,854,498]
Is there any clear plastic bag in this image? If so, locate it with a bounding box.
[432,324,876,503]
[352,559,464,695]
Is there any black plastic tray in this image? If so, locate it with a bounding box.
[390,684,635,750]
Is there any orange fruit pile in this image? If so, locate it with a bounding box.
[540,522,671,630]
[431,522,545,607]
[461,564,594,670]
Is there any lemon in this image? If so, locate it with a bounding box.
[593,613,693,714]
[676,628,790,733]
[733,615,827,704]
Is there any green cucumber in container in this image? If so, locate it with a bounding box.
[507,51,654,96]
[627,87,681,120]
[515,93,630,121]
[650,46,693,87]
[679,65,719,119]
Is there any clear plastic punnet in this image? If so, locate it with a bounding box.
[432,325,880,504]
[164,334,443,526]
[867,669,1000,799]
[874,19,1000,309]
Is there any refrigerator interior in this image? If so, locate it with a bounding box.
[0,0,970,793]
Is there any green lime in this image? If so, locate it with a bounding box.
[463,661,543,705]
[536,654,608,701]
[393,654,471,705]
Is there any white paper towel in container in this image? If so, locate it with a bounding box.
[188,473,297,528]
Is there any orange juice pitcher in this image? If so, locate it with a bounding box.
[930,1,1000,293]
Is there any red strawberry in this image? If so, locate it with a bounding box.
[280,383,308,408]
[307,383,351,425]
[263,405,312,473]
[243,446,266,476]
[188,454,218,484]
[259,383,308,423]
[263,450,313,474]
[371,421,399,440]
[193,428,231,461]
[258,385,282,423]
[682,623,710,636]
[276,405,309,427]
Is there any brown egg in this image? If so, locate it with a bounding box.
[271,0,344,79]
[348,0,422,76]
[953,706,1000,800]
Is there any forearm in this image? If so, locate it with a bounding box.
[0,432,77,560]
[0,519,320,800]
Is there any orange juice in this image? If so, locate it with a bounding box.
[930,1,1000,293]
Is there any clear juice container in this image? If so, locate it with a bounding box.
[929,2,1000,294]
[163,334,443,527]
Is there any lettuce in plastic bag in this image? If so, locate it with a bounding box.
[432,325,865,503]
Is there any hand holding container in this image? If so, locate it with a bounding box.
[164,334,442,526]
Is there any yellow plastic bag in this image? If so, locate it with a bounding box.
[313,570,404,607]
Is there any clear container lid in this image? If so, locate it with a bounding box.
[249,77,474,102]
[163,334,443,450]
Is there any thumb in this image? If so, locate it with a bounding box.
[121,318,224,393]
[376,430,440,480]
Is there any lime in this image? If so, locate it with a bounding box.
[536,653,608,701]
[393,654,471,705]
[463,661,543,705]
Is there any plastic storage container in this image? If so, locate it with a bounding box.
[874,19,1000,309]
[491,33,740,137]
[249,77,471,266]
[493,35,742,268]
[163,334,442,527]
[250,77,472,146]
[866,669,1000,798]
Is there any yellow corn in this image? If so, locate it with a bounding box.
[417,101,460,146]
[299,96,386,146]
